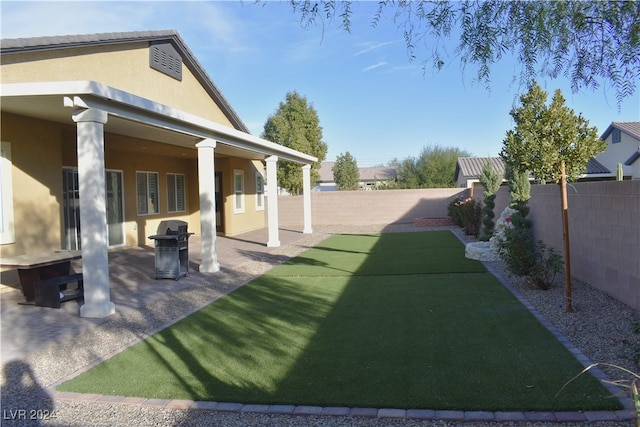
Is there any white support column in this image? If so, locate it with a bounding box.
[196,139,220,273]
[302,164,313,234]
[266,156,280,247]
[73,107,115,318]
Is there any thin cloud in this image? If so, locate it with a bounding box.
[353,40,397,56]
[362,62,388,72]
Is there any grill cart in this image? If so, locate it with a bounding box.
[148,220,193,280]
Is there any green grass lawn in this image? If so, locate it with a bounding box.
[58,230,621,411]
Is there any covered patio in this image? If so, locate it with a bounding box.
[2,80,317,319]
[0,227,322,363]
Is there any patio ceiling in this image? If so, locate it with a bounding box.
[1,81,317,164]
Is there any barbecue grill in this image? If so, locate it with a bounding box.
[148,220,193,279]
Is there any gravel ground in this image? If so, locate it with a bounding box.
[2,224,638,427]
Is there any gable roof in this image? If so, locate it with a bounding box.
[625,147,640,166]
[454,157,505,181]
[455,156,610,181]
[359,166,397,181]
[317,162,397,183]
[585,157,611,174]
[600,121,640,141]
[0,30,250,133]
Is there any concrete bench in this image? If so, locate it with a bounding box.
[34,273,84,309]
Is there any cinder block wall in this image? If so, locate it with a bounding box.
[274,188,468,226]
[526,180,640,311]
[273,182,639,311]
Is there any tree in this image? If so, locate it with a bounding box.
[478,161,502,239]
[500,81,606,183]
[333,151,360,190]
[500,80,606,312]
[395,145,470,188]
[505,165,531,215]
[281,1,639,106]
[261,91,328,195]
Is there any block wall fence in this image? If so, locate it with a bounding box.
[275,188,467,226]
[270,181,639,311]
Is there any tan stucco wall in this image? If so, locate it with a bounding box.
[0,113,65,257]
[1,112,267,256]
[1,43,234,127]
[216,158,265,236]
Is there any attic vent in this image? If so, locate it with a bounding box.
[149,42,182,81]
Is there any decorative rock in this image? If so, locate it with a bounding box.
[465,241,501,261]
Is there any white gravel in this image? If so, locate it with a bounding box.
[2,224,638,427]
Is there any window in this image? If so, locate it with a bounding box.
[0,141,15,244]
[167,173,186,213]
[233,170,244,213]
[137,172,159,215]
[255,173,264,211]
[612,128,621,143]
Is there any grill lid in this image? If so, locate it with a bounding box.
[157,220,188,235]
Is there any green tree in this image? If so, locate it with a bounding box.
[505,165,531,216]
[500,80,605,312]
[261,91,328,195]
[333,152,360,191]
[396,145,470,188]
[500,81,606,183]
[280,1,639,105]
[478,161,503,239]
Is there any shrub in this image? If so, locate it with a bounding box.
[447,197,465,227]
[460,198,482,237]
[481,194,497,241]
[496,212,537,277]
[479,162,503,240]
[447,197,482,237]
[527,241,564,290]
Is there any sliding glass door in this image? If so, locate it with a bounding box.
[63,168,124,249]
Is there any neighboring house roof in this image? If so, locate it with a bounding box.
[317,162,397,183]
[359,166,397,181]
[624,147,640,166]
[318,162,336,182]
[455,156,610,182]
[454,157,505,182]
[585,157,611,174]
[600,121,640,140]
[0,30,250,133]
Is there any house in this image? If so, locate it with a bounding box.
[454,155,612,189]
[454,157,506,189]
[315,162,397,191]
[597,121,640,180]
[0,30,317,318]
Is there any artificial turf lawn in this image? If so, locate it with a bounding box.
[58,230,622,411]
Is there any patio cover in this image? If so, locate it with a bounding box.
[1,80,317,318]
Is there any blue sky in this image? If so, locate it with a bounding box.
[2,1,639,166]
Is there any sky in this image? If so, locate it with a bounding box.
[2,1,639,167]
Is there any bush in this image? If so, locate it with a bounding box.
[496,212,537,277]
[527,241,564,290]
[447,197,482,237]
[479,162,503,239]
[495,212,564,290]
[447,197,465,227]
[481,194,496,241]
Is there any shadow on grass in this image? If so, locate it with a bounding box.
[57,230,623,412]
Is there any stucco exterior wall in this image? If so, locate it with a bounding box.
[0,111,268,257]
[216,158,265,236]
[0,113,65,256]
[1,43,234,127]
[596,130,639,179]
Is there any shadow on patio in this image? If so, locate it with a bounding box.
[0,227,310,363]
